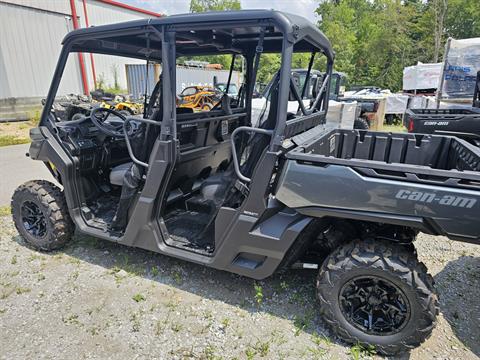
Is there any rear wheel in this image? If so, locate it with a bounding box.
[202,103,213,111]
[119,109,132,117]
[316,238,438,355]
[12,180,74,251]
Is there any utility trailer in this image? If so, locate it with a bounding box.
[404,71,480,144]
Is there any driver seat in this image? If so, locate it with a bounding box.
[110,162,132,186]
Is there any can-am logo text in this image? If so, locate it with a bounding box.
[395,190,476,209]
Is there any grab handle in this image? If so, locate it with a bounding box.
[230,126,273,183]
[123,117,162,168]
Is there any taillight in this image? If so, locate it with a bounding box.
[408,118,414,132]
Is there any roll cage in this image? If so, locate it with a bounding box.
[40,10,334,150]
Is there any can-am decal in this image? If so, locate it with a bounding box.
[423,121,449,126]
[395,189,476,208]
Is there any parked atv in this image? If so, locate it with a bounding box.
[49,94,92,121]
[90,89,142,116]
[11,11,480,355]
[177,85,221,111]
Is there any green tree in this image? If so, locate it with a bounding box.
[317,0,437,91]
[445,0,480,39]
[190,0,241,13]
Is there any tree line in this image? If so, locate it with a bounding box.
[188,0,480,91]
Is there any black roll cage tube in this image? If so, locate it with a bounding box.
[40,22,334,155]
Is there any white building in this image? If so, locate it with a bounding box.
[0,0,161,119]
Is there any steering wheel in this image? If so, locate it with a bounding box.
[90,107,127,137]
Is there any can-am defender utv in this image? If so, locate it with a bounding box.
[11,10,480,355]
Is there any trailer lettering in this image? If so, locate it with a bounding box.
[395,190,476,209]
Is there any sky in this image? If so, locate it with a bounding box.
[123,0,320,24]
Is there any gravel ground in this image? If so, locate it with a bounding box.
[0,215,478,360]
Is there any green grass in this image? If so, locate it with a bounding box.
[381,123,407,133]
[132,293,146,302]
[0,206,11,216]
[0,135,30,147]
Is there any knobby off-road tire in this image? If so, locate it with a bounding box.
[354,117,370,130]
[316,238,439,355]
[12,180,74,251]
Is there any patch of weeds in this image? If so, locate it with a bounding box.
[293,316,307,336]
[254,282,264,305]
[171,322,183,332]
[53,253,64,261]
[271,329,287,346]
[349,343,376,360]
[62,313,81,326]
[9,270,19,277]
[221,317,230,328]
[27,254,44,262]
[70,270,79,281]
[15,286,31,295]
[120,253,130,267]
[132,293,146,303]
[304,346,327,359]
[312,332,332,347]
[253,340,270,357]
[67,257,81,265]
[203,344,222,360]
[88,326,100,336]
[37,273,46,281]
[289,290,307,306]
[0,206,11,216]
[171,269,183,285]
[10,255,17,265]
[165,299,179,311]
[0,287,15,300]
[0,308,6,314]
[273,280,289,294]
[151,266,160,277]
[130,311,141,332]
[245,346,256,360]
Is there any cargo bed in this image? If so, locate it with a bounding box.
[275,129,480,243]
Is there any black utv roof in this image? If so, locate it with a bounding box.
[63,10,334,60]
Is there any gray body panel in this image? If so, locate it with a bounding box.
[276,128,480,244]
[275,161,480,242]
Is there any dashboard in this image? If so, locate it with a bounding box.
[55,116,139,172]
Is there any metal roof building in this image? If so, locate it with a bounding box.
[0,0,161,116]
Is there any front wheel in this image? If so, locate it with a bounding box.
[316,239,438,355]
[12,180,74,251]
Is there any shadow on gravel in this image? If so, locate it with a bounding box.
[434,255,480,357]
[11,232,336,338]
[13,231,455,359]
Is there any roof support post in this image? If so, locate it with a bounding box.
[160,28,176,140]
[69,0,89,95]
[81,0,97,89]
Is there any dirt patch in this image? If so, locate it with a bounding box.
[0,216,478,359]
